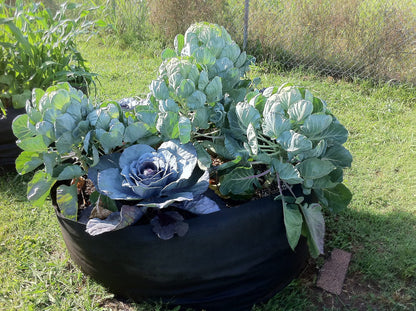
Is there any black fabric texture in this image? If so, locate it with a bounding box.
[55,192,309,311]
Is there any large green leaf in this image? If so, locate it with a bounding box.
[55,131,74,154]
[12,114,34,139]
[56,165,84,181]
[246,123,258,155]
[322,144,353,168]
[309,121,349,145]
[123,122,151,143]
[27,171,56,207]
[262,112,291,139]
[156,111,179,139]
[301,203,325,258]
[178,116,191,144]
[287,99,313,122]
[235,101,261,129]
[277,130,312,153]
[283,203,303,251]
[193,141,212,170]
[219,166,259,197]
[176,78,195,100]
[17,135,49,152]
[193,47,216,66]
[56,184,78,220]
[224,134,249,160]
[272,159,303,184]
[161,48,177,61]
[186,90,206,110]
[192,107,210,129]
[150,79,169,99]
[297,157,336,179]
[96,120,125,153]
[204,76,222,103]
[15,151,43,175]
[54,113,77,138]
[301,114,333,136]
[197,70,209,91]
[322,183,352,213]
[11,89,31,109]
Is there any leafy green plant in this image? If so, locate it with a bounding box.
[142,22,255,146]
[12,22,352,257]
[12,82,155,206]
[211,84,353,257]
[0,1,99,115]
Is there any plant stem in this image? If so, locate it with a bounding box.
[240,168,271,180]
[276,172,286,208]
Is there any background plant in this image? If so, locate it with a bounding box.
[0,0,99,115]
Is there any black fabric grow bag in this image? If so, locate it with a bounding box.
[55,194,309,311]
[0,108,24,168]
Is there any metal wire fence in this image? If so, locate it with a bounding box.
[70,0,416,84]
[224,0,416,84]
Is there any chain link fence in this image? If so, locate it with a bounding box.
[226,0,416,84]
[53,0,415,84]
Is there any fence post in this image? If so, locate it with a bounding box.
[243,0,249,51]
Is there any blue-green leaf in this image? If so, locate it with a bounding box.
[277,130,312,153]
[86,205,144,236]
[236,101,261,129]
[301,203,325,257]
[272,159,303,184]
[123,122,151,143]
[322,183,352,212]
[150,79,170,99]
[322,144,353,168]
[219,166,259,196]
[204,76,222,103]
[176,78,195,99]
[288,99,313,122]
[56,184,78,221]
[178,116,191,144]
[57,165,84,181]
[301,114,333,136]
[262,112,291,139]
[283,203,303,251]
[186,90,206,110]
[297,157,336,179]
[55,132,74,154]
[197,70,209,91]
[309,121,349,145]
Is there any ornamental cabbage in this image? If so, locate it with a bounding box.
[88,139,218,210]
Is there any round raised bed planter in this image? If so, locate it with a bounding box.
[55,193,309,311]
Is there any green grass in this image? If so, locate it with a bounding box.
[1,38,416,310]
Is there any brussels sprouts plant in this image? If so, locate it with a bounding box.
[12,22,352,257]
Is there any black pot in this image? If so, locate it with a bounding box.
[0,108,24,169]
[55,193,309,311]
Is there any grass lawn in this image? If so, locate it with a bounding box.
[1,37,415,310]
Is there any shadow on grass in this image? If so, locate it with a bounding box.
[0,167,32,201]
[1,167,414,311]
